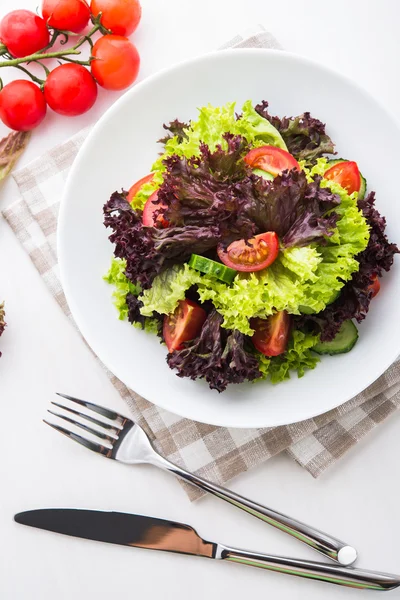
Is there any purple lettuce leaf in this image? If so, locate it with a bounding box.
[126,293,148,329]
[295,191,399,341]
[167,309,261,392]
[158,139,339,248]
[126,293,164,337]
[255,100,335,163]
[104,192,221,288]
[246,170,340,247]
[158,119,190,146]
[158,134,257,242]
[104,191,162,289]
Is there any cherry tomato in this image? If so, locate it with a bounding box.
[90,0,142,36]
[217,232,279,272]
[0,81,47,131]
[252,312,291,357]
[244,145,300,177]
[42,0,90,33]
[368,275,380,299]
[324,161,361,194]
[127,173,154,203]
[91,35,140,91]
[142,191,169,228]
[0,10,50,58]
[163,299,207,352]
[44,64,97,116]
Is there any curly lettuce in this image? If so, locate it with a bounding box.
[104,258,160,333]
[257,330,320,383]
[131,100,287,210]
[139,264,203,317]
[255,100,335,163]
[104,258,140,320]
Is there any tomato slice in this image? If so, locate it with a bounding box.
[324,161,361,194]
[163,299,207,352]
[127,173,154,203]
[368,275,380,299]
[244,145,300,177]
[217,232,279,272]
[252,312,291,357]
[142,191,169,228]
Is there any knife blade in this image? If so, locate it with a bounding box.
[14,509,216,558]
[14,509,400,591]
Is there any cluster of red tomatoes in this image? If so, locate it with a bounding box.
[0,0,141,131]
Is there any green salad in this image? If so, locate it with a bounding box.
[103,100,397,391]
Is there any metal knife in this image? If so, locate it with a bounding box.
[14,509,400,591]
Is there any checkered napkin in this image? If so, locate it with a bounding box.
[3,26,400,500]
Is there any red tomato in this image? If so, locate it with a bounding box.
[163,299,207,352]
[244,145,300,177]
[0,10,50,58]
[44,64,97,116]
[252,312,291,357]
[142,191,169,228]
[324,161,361,194]
[0,81,47,131]
[217,232,279,272]
[368,275,380,299]
[127,173,154,203]
[90,0,142,36]
[91,35,140,91]
[42,0,90,33]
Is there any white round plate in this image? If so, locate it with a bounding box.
[58,49,400,428]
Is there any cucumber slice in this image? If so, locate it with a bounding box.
[252,168,274,181]
[189,254,236,284]
[326,158,348,168]
[313,320,358,355]
[325,159,367,199]
[358,173,367,200]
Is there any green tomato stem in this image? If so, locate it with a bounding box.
[0,23,102,71]
[14,64,45,86]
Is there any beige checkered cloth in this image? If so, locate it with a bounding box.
[3,26,400,500]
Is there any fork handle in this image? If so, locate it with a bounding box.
[151,454,357,566]
[216,545,400,591]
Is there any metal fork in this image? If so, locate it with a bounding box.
[45,393,357,566]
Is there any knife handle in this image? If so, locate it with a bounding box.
[151,453,357,566]
[217,545,400,591]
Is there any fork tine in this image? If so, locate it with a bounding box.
[51,401,123,434]
[43,420,112,456]
[56,393,126,422]
[47,410,118,443]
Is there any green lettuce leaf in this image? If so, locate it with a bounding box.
[139,263,204,316]
[104,259,160,334]
[257,330,320,383]
[130,101,287,210]
[104,258,140,320]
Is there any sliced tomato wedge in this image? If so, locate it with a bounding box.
[163,299,207,352]
[217,232,279,272]
[244,145,300,177]
[142,191,169,228]
[324,161,361,194]
[368,275,380,299]
[127,173,154,203]
[252,311,291,357]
